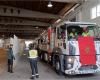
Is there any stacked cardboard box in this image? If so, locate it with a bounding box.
[0,48,7,74]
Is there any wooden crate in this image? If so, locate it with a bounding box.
[0,48,7,74]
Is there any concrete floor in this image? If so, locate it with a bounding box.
[0,55,100,80]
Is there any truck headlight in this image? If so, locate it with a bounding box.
[67,58,74,69]
[67,57,75,63]
[68,58,72,63]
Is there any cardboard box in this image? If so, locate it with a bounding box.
[0,48,7,74]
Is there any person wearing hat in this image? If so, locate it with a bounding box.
[7,44,15,73]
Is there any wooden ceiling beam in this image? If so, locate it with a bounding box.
[0,5,61,19]
[0,30,41,34]
[58,3,76,16]
[0,20,50,26]
[0,25,47,29]
[49,0,83,3]
[0,27,43,31]
[50,3,76,23]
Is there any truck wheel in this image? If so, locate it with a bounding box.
[55,60,62,75]
[55,61,60,70]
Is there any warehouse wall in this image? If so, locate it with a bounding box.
[19,39,26,55]
[78,0,100,26]
[0,39,4,47]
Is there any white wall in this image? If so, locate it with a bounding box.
[77,0,100,26]
[19,39,26,55]
[0,39,4,47]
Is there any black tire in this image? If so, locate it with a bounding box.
[55,60,60,71]
[55,59,62,75]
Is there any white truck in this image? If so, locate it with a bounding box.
[39,22,100,75]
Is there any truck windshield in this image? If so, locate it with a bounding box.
[67,24,100,40]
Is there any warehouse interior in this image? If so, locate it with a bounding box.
[0,0,100,80]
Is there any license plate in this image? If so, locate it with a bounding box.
[81,66,93,70]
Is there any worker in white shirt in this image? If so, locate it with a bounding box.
[28,44,39,80]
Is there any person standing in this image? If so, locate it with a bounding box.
[7,44,15,73]
[28,44,39,80]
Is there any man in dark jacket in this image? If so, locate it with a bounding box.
[7,44,15,73]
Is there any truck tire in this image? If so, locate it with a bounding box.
[55,58,62,75]
[55,61,60,71]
